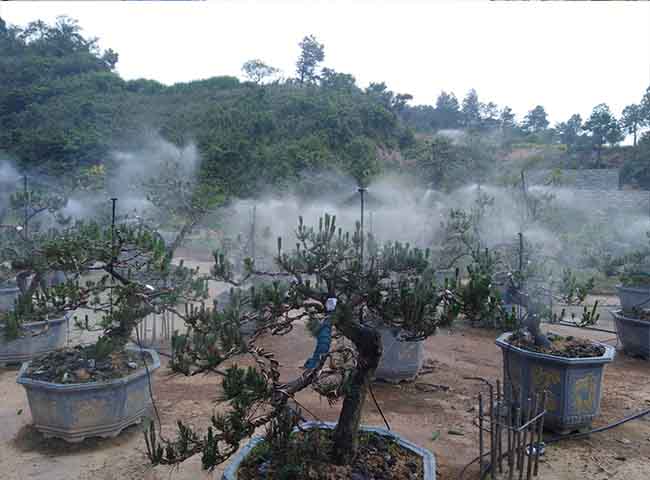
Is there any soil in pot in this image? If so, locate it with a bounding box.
[507,331,605,358]
[22,345,151,383]
[238,429,424,480]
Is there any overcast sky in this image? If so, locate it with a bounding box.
[2,0,649,127]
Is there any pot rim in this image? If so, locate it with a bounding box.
[223,420,436,480]
[496,332,615,365]
[16,347,161,391]
[617,284,650,293]
[611,309,650,326]
[0,313,69,330]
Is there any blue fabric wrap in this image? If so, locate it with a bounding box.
[303,315,332,369]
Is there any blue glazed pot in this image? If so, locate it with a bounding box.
[611,310,650,359]
[223,421,436,480]
[0,315,68,366]
[496,332,615,434]
[374,327,424,383]
[16,347,160,443]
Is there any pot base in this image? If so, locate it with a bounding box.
[36,405,152,443]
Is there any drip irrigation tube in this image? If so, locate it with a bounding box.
[458,406,650,480]
[557,321,617,334]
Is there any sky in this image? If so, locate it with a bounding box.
[1,0,650,127]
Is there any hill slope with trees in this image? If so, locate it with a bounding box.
[2,15,650,197]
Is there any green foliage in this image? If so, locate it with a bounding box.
[620,270,650,287]
[296,35,325,84]
[242,59,278,84]
[584,103,623,165]
[452,247,505,328]
[558,268,594,305]
[151,214,455,470]
[522,105,549,133]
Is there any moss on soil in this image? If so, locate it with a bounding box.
[238,428,424,480]
[23,346,150,383]
[509,332,605,358]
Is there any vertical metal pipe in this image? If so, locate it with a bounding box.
[152,310,157,345]
[518,232,524,279]
[359,187,366,265]
[251,204,256,261]
[23,175,29,238]
[359,187,366,324]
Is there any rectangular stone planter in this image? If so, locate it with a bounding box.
[223,421,436,480]
[611,310,650,359]
[496,332,615,434]
[617,285,650,310]
[374,327,424,383]
[16,347,160,442]
[0,315,68,366]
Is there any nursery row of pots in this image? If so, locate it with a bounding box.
[0,279,646,479]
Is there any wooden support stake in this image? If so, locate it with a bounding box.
[525,396,536,480]
[489,384,496,480]
[533,391,546,477]
[497,380,503,474]
[479,393,484,478]
[507,381,514,480]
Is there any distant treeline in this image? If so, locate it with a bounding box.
[1,16,650,196]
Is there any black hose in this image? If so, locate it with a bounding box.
[459,406,650,480]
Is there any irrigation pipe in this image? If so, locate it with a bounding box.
[556,321,617,335]
[458,406,650,480]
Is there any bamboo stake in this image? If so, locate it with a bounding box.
[525,395,536,480]
[489,384,496,480]
[479,393,484,478]
[507,381,514,480]
[497,380,503,474]
[533,391,546,476]
[519,397,531,480]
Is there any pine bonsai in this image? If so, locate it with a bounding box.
[146,214,454,471]
[0,177,70,339]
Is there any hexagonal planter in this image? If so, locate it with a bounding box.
[16,347,160,442]
[617,285,650,310]
[374,327,424,383]
[496,332,615,434]
[611,310,650,359]
[0,315,68,366]
[223,421,436,480]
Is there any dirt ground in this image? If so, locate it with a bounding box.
[1,255,649,479]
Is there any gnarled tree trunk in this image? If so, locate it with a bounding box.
[332,323,382,465]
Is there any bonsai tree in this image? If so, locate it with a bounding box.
[1,192,208,363]
[146,214,454,471]
[0,177,70,337]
